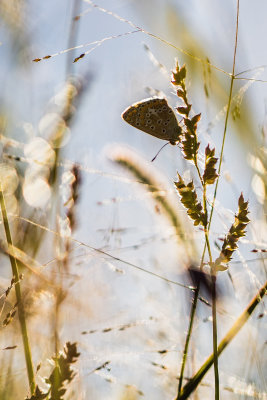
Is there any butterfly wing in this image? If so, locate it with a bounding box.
[122,98,181,144]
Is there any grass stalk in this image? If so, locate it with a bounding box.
[177,2,240,397]
[176,283,200,399]
[177,169,220,399]
[205,206,219,399]
[194,155,204,188]
[0,187,35,395]
[208,0,239,228]
[207,4,240,393]
[204,181,219,399]
[177,171,207,398]
[178,279,267,399]
[211,273,219,400]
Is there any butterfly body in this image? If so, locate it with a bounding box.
[122,97,181,145]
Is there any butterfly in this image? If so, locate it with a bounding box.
[121,97,182,145]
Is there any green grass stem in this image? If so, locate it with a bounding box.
[178,279,267,399]
[208,0,239,229]
[211,273,219,400]
[177,2,240,397]
[176,283,200,399]
[0,188,35,395]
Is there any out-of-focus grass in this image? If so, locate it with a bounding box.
[0,1,266,399]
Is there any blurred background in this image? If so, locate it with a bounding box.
[0,0,266,398]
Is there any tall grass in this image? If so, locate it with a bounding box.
[0,0,266,399]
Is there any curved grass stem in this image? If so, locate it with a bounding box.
[176,283,200,399]
[177,181,210,398]
[211,272,219,400]
[0,188,35,395]
[176,2,240,397]
[209,0,239,229]
[178,280,267,399]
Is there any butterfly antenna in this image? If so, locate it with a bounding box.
[151,142,170,162]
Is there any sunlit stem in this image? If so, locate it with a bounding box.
[0,187,35,395]
[176,283,200,399]
[178,280,267,399]
[177,1,240,397]
[204,185,219,400]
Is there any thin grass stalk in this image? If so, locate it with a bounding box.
[204,181,219,398]
[194,155,204,187]
[178,280,267,400]
[176,283,200,399]
[208,0,240,228]
[207,3,240,393]
[177,165,215,397]
[205,225,219,399]
[177,2,240,397]
[211,273,219,400]
[0,187,35,395]
[177,178,208,398]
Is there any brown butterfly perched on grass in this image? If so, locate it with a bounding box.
[121,97,182,145]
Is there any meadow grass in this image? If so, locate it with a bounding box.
[0,1,266,399]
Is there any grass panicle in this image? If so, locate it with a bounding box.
[2,301,17,327]
[25,342,80,400]
[214,193,250,271]
[203,145,218,185]
[175,174,206,227]
[181,114,201,162]
[171,62,201,162]
[65,164,82,233]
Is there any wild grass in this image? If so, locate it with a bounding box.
[0,0,266,399]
